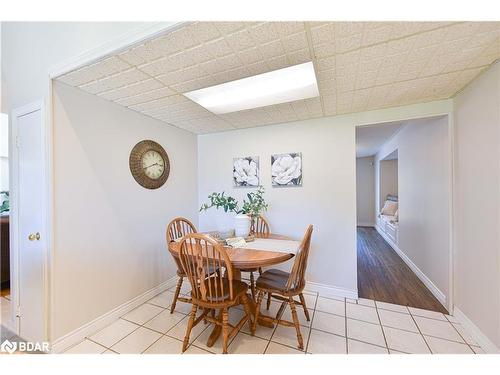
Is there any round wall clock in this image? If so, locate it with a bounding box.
[129,140,170,189]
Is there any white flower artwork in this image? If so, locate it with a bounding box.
[233,156,259,187]
[271,152,302,187]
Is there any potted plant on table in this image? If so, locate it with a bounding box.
[200,186,268,237]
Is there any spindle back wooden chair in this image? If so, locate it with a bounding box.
[178,233,253,353]
[252,225,313,350]
[242,215,270,299]
[166,217,198,314]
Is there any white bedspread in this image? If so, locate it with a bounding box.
[241,239,300,254]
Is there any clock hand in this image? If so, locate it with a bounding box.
[143,162,163,170]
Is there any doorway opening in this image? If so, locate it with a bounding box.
[1,113,12,329]
[355,117,451,313]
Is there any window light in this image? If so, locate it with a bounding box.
[183,62,319,114]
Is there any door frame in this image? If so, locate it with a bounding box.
[9,99,51,341]
[354,107,455,314]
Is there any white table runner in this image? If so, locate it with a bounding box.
[241,239,300,254]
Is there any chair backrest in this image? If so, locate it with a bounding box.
[254,215,270,236]
[286,225,313,292]
[178,233,235,303]
[166,217,197,272]
[166,217,197,243]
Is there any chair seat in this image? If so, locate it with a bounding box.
[193,278,248,303]
[256,269,292,293]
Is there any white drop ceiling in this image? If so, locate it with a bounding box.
[56,21,500,134]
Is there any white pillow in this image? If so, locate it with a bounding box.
[381,201,398,216]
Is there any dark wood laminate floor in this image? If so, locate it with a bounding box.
[357,226,447,314]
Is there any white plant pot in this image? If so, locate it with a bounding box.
[234,214,251,237]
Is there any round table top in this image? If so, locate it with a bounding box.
[168,233,295,269]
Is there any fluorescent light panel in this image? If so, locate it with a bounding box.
[183,62,319,114]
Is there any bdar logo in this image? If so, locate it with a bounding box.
[1,339,17,354]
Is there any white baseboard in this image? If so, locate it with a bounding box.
[375,225,447,307]
[453,307,500,354]
[357,222,375,227]
[50,276,178,353]
[305,281,358,300]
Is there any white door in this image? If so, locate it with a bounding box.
[12,103,46,342]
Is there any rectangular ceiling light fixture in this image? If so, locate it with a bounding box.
[183,62,319,114]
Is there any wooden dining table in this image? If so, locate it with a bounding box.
[168,233,297,347]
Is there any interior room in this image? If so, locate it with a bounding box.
[1,19,500,358]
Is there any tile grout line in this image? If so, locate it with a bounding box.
[373,300,390,353]
[344,298,349,354]
[407,307,433,354]
[303,292,318,354]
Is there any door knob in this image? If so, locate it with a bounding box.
[28,232,40,241]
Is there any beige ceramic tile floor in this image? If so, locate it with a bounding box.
[61,283,485,355]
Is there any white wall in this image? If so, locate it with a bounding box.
[454,61,500,349]
[356,157,375,226]
[379,158,398,212]
[52,82,198,340]
[374,117,450,306]
[0,113,8,191]
[198,117,358,295]
[1,22,162,113]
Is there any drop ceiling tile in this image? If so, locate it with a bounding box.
[288,48,312,65]
[58,57,131,86]
[266,55,289,71]
[246,61,270,76]
[129,94,188,112]
[237,47,264,65]
[212,66,250,84]
[181,45,214,65]
[316,56,336,71]
[313,42,336,58]
[79,68,150,94]
[188,22,222,43]
[308,23,335,46]
[165,27,200,52]
[98,79,163,101]
[205,37,234,58]
[215,22,247,35]
[139,57,179,77]
[118,42,166,66]
[170,76,218,93]
[248,22,280,44]
[281,32,309,53]
[259,40,286,60]
[226,29,256,52]
[274,22,306,37]
[114,87,176,107]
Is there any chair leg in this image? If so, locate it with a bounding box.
[298,293,311,321]
[249,272,256,300]
[222,307,229,354]
[241,293,254,333]
[289,297,304,350]
[171,276,183,314]
[266,293,272,310]
[252,290,264,335]
[182,304,198,352]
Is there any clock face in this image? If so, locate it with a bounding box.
[141,150,165,180]
[129,140,170,189]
